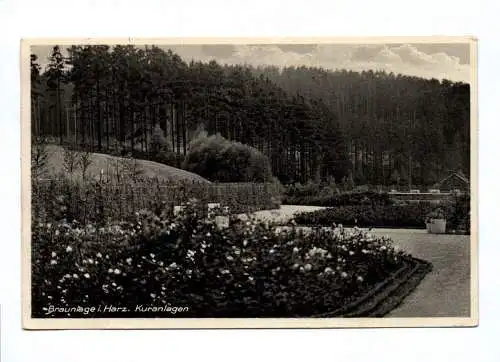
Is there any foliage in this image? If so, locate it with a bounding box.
[293,203,437,229]
[31,135,49,180]
[31,45,469,186]
[78,150,93,181]
[62,148,79,175]
[32,176,282,226]
[31,200,408,318]
[283,186,393,208]
[182,133,274,182]
[446,194,471,233]
[425,207,447,222]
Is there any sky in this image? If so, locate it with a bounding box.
[32,43,471,83]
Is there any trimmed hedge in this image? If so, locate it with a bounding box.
[283,186,393,207]
[293,203,436,229]
[32,177,281,225]
[293,196,471,233]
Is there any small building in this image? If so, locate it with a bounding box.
[433,171,470,193]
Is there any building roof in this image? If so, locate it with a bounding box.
[434,171,470,189]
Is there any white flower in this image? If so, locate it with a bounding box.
[293,263,300,269]
[108,268,114,274]
[269,248,275,254]
[349,251,355,256]
[304,263,312,271]
[248,276,254,281]
[150,293,156,298]
[84,273,90,279]
[66,246,73,253]
[114,269,121,275]
[357,276,364,282]
[150,253,155,259]
[227,255,234,261]
[73,273,79,279]
[96,252,102,258]
[293,247,299,253]
[50,260,57,265]
[206,232,211,237]
[126,258,132,265]
[169,262,177,269]
[341,272,348,278]
[51,252,57,257]
[88,259,94,264]
[324,267,333,274]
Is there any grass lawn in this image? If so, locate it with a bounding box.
[44,145,210,183]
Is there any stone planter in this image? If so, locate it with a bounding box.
[427,218,447,234]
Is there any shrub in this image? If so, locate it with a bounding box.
[293,203,436,229]
[425,207,447,222]
[283,186,393,208]
[182,133,274,182]
[445,194,471,234]
[31,135,49,180]
[31,200,409,318]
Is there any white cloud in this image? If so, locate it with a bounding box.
[175,43,470,83]
[33,43,470,83]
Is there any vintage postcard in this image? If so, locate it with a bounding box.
[21,36,478,329]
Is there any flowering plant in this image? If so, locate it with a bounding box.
[425,207,446,223]
[32,200,408,318]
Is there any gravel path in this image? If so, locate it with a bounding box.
[247,206,472,318]
[238,205,326,223]
[371,229,471,317]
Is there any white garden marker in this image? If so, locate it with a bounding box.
[215,215,229,228]
[207,203,221,211]
[173,205,185,216]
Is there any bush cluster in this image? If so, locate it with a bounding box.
[283,184,393,207]
[293,196,471,233]
[31,200,408,318]
[293,203,436,229]
[182,133,274,182]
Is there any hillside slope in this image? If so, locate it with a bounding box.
[43,145,210,184]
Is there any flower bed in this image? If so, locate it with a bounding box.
[31,201,413,318]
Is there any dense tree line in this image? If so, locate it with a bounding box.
[30,45,470,187]
[253,65,470,186]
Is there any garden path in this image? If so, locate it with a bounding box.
[372,229,471,318]
[237,205,326,223]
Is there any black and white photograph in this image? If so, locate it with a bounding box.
[21,37,477,329]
